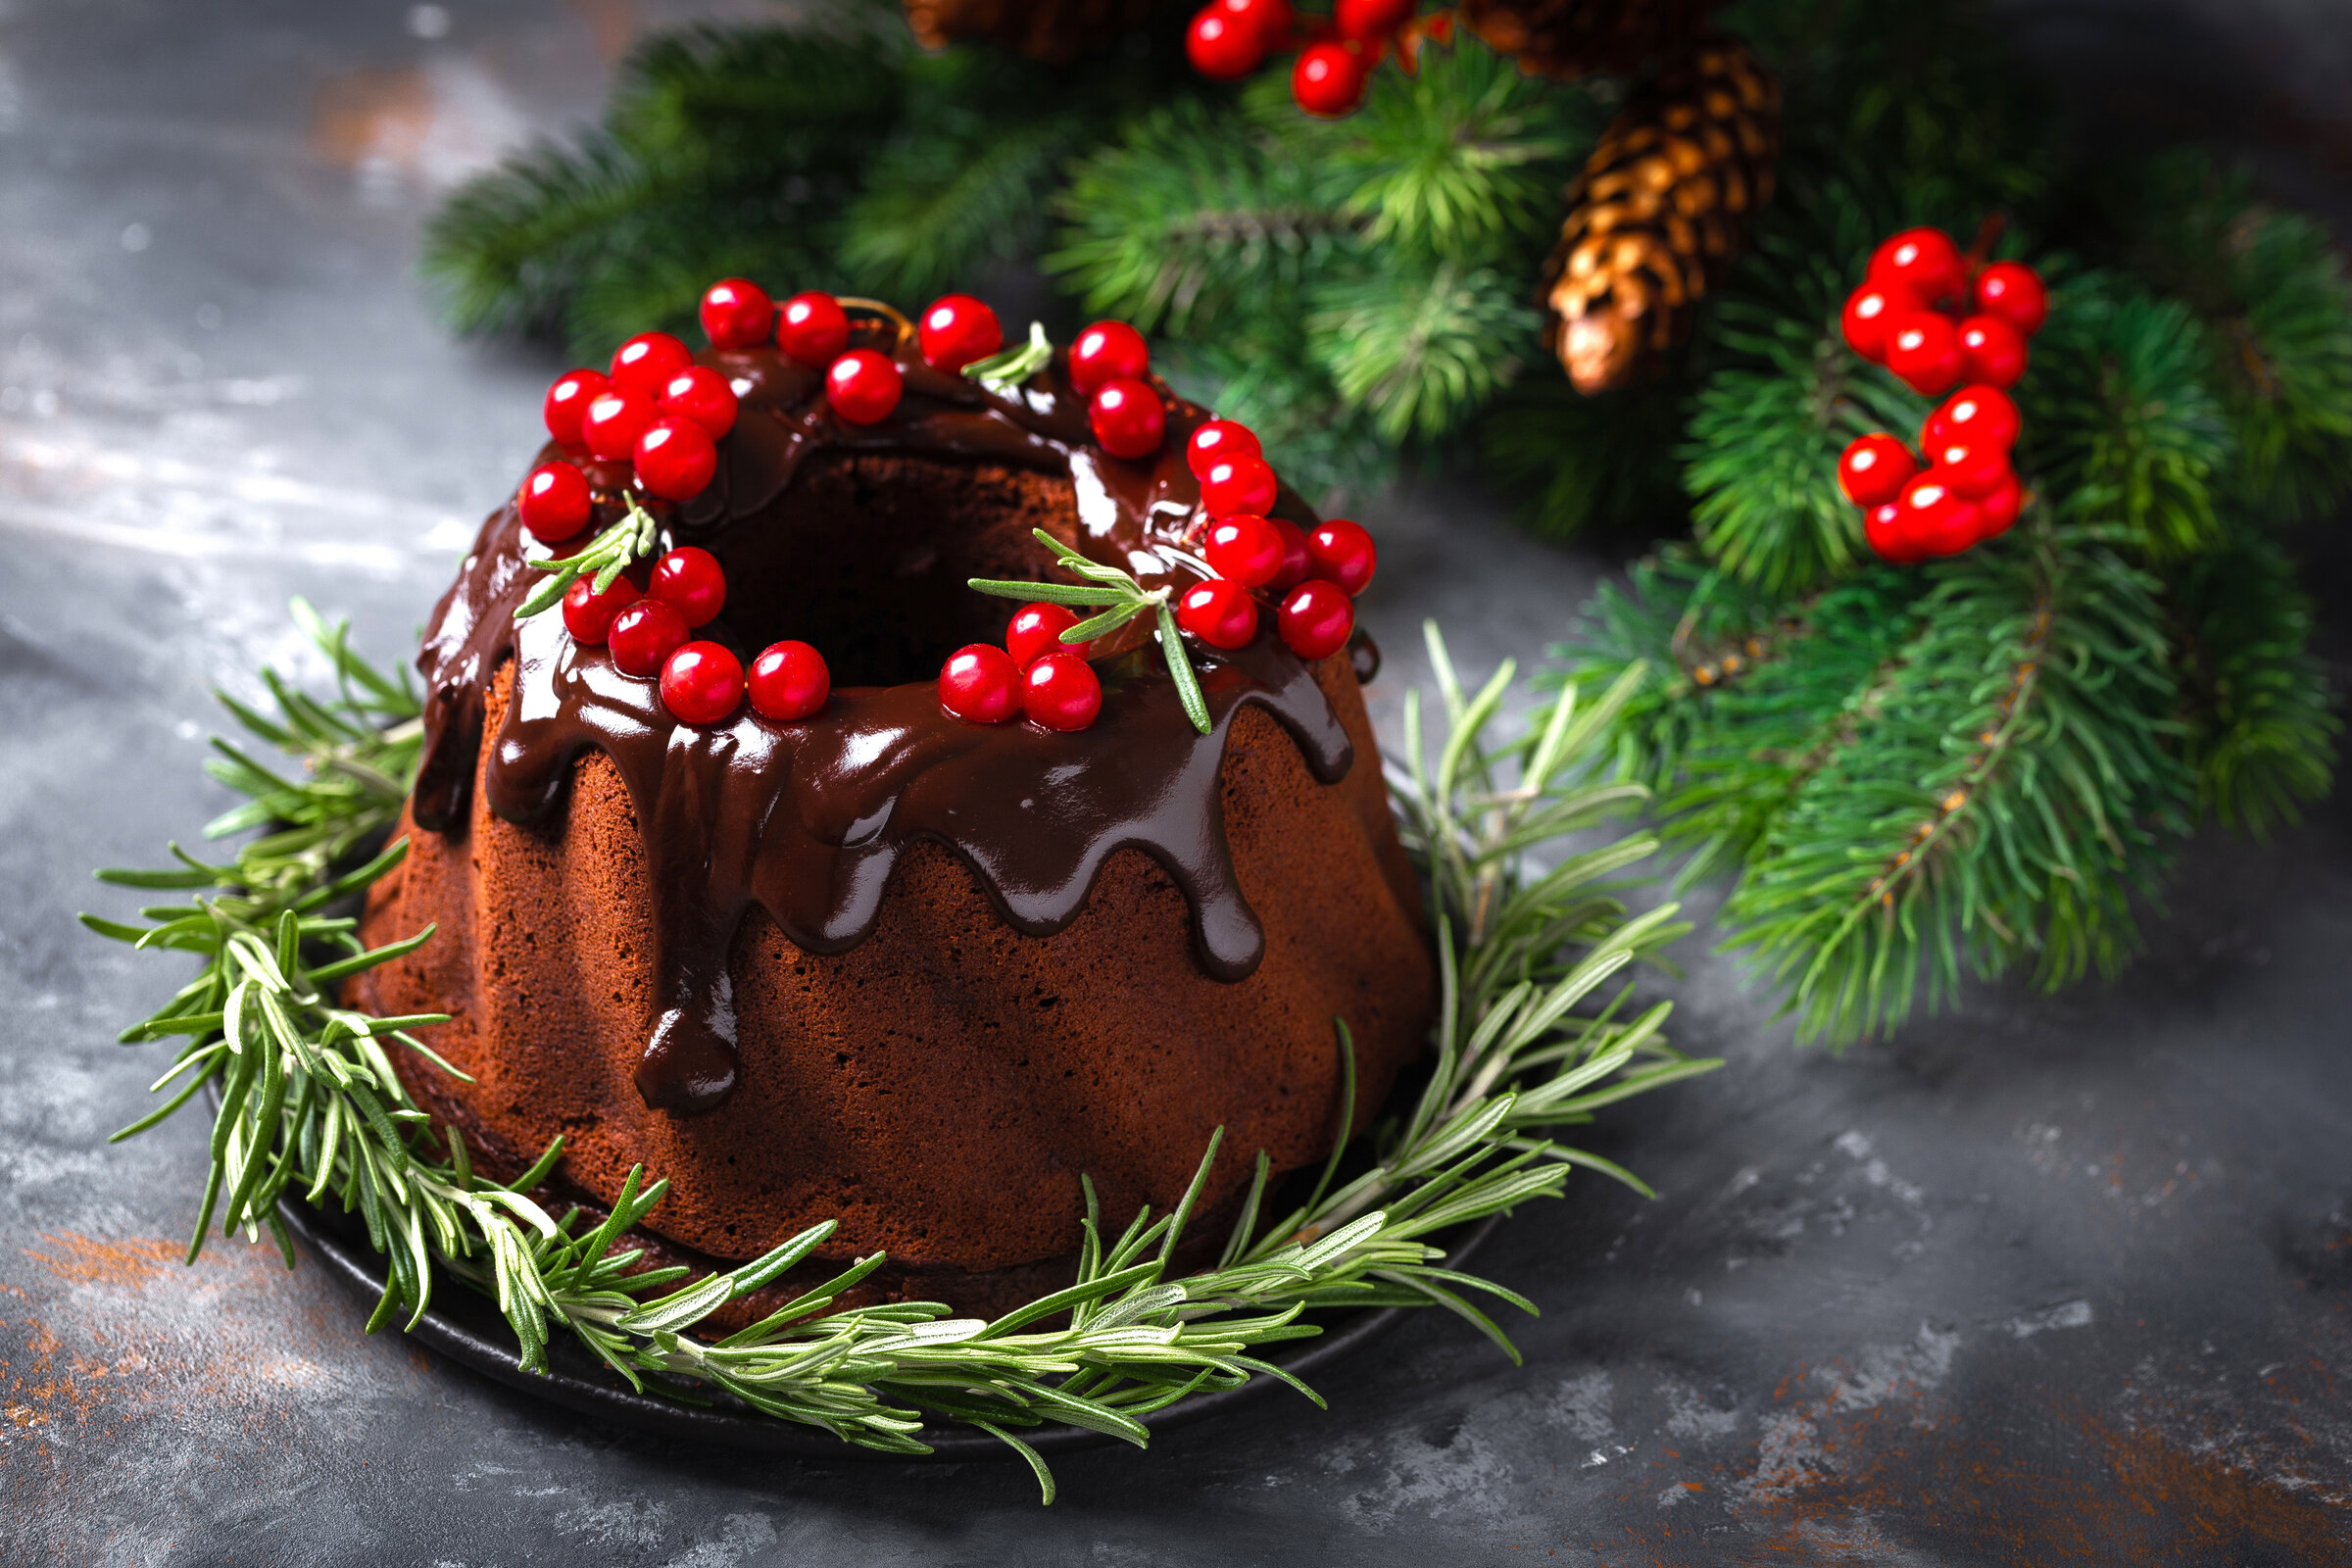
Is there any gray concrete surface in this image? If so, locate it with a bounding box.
[2,2,2347,1563]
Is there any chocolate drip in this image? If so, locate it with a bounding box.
[414,326,1354,1113]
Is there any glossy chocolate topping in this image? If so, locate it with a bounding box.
[410,321,1368,1114]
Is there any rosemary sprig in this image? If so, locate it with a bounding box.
[514,495,661,620]
[969,526,1215,734]
[87,607,1713,1502]
[962,320,1054,393]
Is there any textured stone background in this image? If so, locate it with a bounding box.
[2,2,2347,1563]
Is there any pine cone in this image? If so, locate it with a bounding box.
[1458,0,1720,78]
[902,0,1160,63]
[1541,33,1780,393]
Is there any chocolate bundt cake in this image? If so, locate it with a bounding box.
[354,285,1435,1310]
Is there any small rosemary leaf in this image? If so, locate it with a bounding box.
[308,923,438,986]
[1536,1056,1722,1115]
[1371,1269,1523,1364]
[108,1064,219,1143]
[616,1271,735,1336]
[722,1220,839,1298]
[1081,1283,1189,1333]
[1156,607,1212,735]
[77,913,153,945]
[1157,1127,1224,1268]
[980,1262,1161,1340]
[1006,1384,1151,1446]
[1543,1145,1658,1199]
[1215,1150,1273,1271]
[966,578,1127,606]
[713,1253,892,1346]
[1226,1352,1328,1408]
[514,572,571,621]
[1064,603,1143,644]
[503,1135,566,1196]
[1284,1211,1388,1273]
[94,865,219,890]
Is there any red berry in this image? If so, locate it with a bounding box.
[1305,518,1376,596]
[940,644,1021,723]
[1886,314,1967,397]
[661,641,745,726]
[1926,437,2010,500]
[1022,652,1103,732]
[919,294,1004,374]
[1187,6,1265,78]
[1979,473,2024,537]
[1266,515,1312,592]
[517,462,593,543]
[658,366,739,439]
[648,546,726,626]
[634,416,718,501]
[1090,377,1166,460]
[581,389,657,462]
[1006,602,1084,668]
[1840,283,1914,366]
[610,331,693,402]
[1938,385,2021,453]
[544,368,610,449]
[1973,262,2048,337]
[1336,0,1411,40]
[700,278,774,352]
[1176,577,1259,650]
[563,572,639,644]
[1218,0,1293,47]
[1069,321,1150,396]
[1200,454,1278,517]
[748,640,830,721]
[1187,419,1261,477]
[1867,228,1967,308]
[1204,514,1283,588]
[1864,501,1927,564]
[1956,314,2029,388]
[1897,473,1983,558]
[1279,579,1354,660]
[826,350,903,424]
[1293,41,1366,117]
[609,599,690,677]
[1838,434,1919,509]
[778,292,850,367]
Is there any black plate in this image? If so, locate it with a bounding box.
[278,1192,1494,1459]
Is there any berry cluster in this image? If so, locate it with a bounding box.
[1840,228,2050,397]
[940,412,1375,733]
[1838,384,2026,563]
[1186,0,1423,119]
[559,539,832,727]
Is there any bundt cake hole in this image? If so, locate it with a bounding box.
[699,452,1082,688]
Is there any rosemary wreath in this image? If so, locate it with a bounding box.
[82,601,1714,1500]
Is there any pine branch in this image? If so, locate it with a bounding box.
[420,21,913,357]
[1554,555,1932,890]
[2022,270,2232,561]
[1714,523,2190,1041]
[2172,531,2340,838]
[1307,259,1538,442]
[1287,38,1597,257]
[2124,152,2352,521]
[1048,98,1356,336]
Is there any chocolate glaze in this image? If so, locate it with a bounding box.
[411,322,1359,1113]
